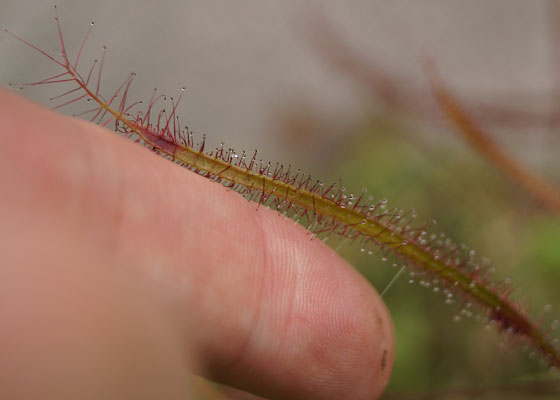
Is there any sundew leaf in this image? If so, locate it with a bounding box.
[4,8,560,374]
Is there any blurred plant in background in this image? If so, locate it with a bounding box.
[271,9,560,400]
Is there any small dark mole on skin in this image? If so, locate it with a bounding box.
[381,349,388,370]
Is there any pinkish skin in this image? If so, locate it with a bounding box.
[0,88,394,400]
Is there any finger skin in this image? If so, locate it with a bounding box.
[0,89,394,399]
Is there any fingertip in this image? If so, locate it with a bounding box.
[202,206,395,399]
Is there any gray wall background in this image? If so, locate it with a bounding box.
[0,0,555,161]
